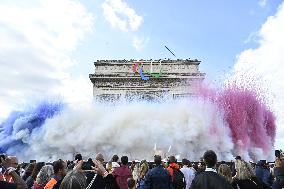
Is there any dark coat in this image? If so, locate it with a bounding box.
[232,178,262,189]
[190,171,233,189]
[255,164,273,188]
[272,167,284,189]
[86,172,119,189]
[143,165,173,189]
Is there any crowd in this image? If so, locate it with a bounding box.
[1,150,284,189]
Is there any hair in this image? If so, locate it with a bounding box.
[203,150,217,168]
[112,155,119,162]
[53,160,65,174]
[182,159,189,167]
[23,163,35,179]
[121,156,128,165]
[36,165,54,185]
[235,160,254,180]
[59,170,86,189]
[154,155,162,165]
[95,153,104,163]
[31,162,45,180]
[127,178,136,188]
[169,156,177,163]
[275,158,284,168]
[235,156,242,160]
[218,164,232,183]
[75,154,82,161]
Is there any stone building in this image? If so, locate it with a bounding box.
[89,59,205,102]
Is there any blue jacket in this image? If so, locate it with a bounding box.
[143,165,173,189]
[255,163,272,188]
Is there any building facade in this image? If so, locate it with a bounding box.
[89,59,205,102]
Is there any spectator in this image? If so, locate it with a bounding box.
[113,156,133,189]
[167,156,180,178]
[255,160,273,189]
[272,157,284,189]
[196,162,206,175]
[232,160,262,189]
[21,163,35,181]
[26,162,45,189]
[86,153,106,189]
[180,159,195,189]
[143,155,173,189]
[45,160,67,189]
[139,160,148,180]
[218,164,232,183]
[231,156,241,177]
[190,150,233,189]
[0,156,18,183]
[0,155,28,189]
[59,170,86,189]
[33,165,54,189]
[112,155,120,169]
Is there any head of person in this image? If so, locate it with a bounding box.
[36,165,54,185]
[121,156,128,166]
[32,162,45,180]
[75,154,82,161]
[235,156,241,161]
[169,156,177,164]
[203,150,217,168]
[154,155,162,166]
[182,159,189,167]
[53,160,67,178]
[24,163,36,177]
[275,157,284,168]
[127,178,136,189]
[235,160,254,180]
[59,170,86,189]
[218,164,232,183]
[112,155,119,162]
[95,153,104,163]
[8,156,18,169]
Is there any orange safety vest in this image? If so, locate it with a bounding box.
[44,178,57,189]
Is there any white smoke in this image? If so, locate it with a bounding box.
[11,98,235,162]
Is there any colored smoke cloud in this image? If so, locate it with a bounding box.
[0,80,276,162]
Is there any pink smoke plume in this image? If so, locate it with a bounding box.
[194,79,276,159]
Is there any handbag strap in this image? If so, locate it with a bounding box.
[249,179,257,186]
[86,174,97,189]
[236,183,241,189]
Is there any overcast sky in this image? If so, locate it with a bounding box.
[1,0,284,148]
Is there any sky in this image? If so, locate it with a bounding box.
[1,0,284,148]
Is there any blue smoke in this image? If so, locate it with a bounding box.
[0,101,63,153]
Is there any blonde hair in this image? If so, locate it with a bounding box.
[275,158,284,168]
[218,164,232,183]
[235,160,254,180]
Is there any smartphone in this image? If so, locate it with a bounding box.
[82,162,92,170]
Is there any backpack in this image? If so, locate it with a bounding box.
[171,167,186,189]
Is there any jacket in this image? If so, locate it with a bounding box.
[112,165,132,189]
[143,165,173,189]
[190,170,233,189]
[167,163,180,179]
[272,167,284,189]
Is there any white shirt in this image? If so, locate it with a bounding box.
[180,166,196,189]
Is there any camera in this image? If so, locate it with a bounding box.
[82,161,93,170]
